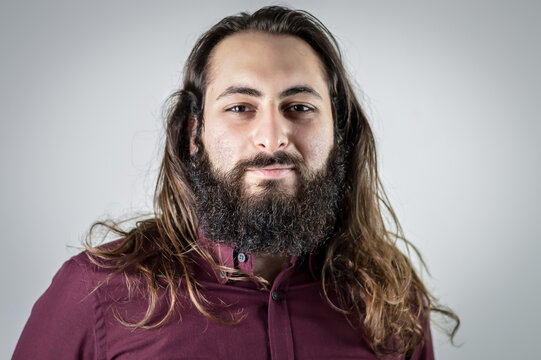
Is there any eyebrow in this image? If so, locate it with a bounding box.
[215,85,322,101]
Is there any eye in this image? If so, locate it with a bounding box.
[288,104,313,112]
[282,103,316,123]
[226,105,251,113]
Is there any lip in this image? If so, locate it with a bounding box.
[246,165,295,179]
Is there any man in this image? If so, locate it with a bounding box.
[13,6,458,359]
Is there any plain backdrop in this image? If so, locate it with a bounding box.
[1,0,540,359]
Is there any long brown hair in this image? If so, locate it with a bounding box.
[85,6,459,356]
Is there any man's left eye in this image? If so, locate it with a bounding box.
[289,104,312,112]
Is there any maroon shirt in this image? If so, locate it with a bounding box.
[13,238,434,359]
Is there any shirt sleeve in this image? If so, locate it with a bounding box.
[12,256,98,360]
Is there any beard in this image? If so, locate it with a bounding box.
[188,143,347,256]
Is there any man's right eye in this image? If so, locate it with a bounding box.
[227,105,248,112]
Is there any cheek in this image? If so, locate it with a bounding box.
[202,126,238,173]
[308,140,333,170]
[297,125,334,170]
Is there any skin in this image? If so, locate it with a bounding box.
[194,31,335,284]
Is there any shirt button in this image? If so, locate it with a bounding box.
[271,291,279,301]
[237,252,247,263]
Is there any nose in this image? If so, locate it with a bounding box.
[252,107,290,153]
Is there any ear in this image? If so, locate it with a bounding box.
[188,115,198,155]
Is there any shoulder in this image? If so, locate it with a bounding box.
[31,248,107,313]
[58,239,126,288]
[12,242,123,359]
[408,311,434,360]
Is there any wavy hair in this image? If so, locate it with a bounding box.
[85,6,459,356]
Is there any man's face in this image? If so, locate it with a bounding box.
[200,32,335,195]
[188,31,344,254]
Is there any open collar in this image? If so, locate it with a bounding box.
[196,229,319,284]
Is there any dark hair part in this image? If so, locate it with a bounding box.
[85,6,459,356]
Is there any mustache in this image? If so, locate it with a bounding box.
[237,151,301,168]
[229,151,307,181]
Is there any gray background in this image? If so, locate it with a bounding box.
[2,0,540,358]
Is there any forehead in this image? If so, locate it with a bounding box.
[206,32,329,97]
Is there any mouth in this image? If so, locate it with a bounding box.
[246,165,295,179]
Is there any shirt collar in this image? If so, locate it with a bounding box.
[196,229,320,284]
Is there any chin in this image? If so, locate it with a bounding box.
[245,179,298,197]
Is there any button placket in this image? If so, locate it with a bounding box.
[267,266,295,359]
[237,252,247,263]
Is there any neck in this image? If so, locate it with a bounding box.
[253,253,291,285]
